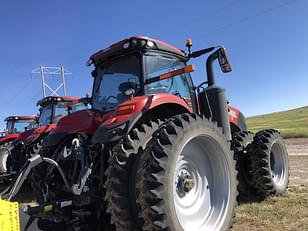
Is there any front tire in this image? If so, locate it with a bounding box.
[137,114,238,231]
[0,143,13,173]
[104,120,160,230]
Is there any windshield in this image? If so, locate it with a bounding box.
[54,102,70,123]
[92,54,141,111]
[38,104,53,126]
[5,119,34,134]
[13,120,35,133]
[70,102,90,113]
[6,121,14,134]
[144,52,191,98]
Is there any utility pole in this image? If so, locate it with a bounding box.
[32,65,72,97]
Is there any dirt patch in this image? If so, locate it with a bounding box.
[285,138,308,156]
[289,155,308,186]
[285,138,308,186]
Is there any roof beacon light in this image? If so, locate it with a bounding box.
[186,38,192,48]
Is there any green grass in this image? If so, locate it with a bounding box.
[232,186,308,231]
[247,106,308,138]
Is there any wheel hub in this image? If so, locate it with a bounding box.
[173,136,231,231]
[176,171,195,197]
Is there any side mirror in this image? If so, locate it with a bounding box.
[218,48,232,73]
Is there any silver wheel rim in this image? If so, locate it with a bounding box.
[173,135,231,231]
[270,142,287,186]
[0,149,9,173]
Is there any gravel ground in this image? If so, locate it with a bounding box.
[285,138,308,186]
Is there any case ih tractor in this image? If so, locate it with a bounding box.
[0,96,88,185]
[0,116,37,173]
[3,36,289,231]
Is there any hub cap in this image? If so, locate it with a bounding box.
[270,142,287,186]
[0,148,9,173]
[173,135,231,231]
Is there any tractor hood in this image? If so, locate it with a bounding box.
[42,109,108,148]
[51,109,108,135]
[15,124,56,145]
[0,133,19,146]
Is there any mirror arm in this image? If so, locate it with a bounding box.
[206,51,219,87]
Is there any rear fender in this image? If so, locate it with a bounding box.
[92,94,192,144]
[228,105,247,133]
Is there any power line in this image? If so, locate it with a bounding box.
[206,0,299,35]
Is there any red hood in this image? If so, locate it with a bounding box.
[15,124,56,143]
[51,109,108,135]
[0,133,19,145]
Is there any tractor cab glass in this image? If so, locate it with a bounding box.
[70,102,91,113]
[92,51,194,112]
[38,104,53,126]
[144,52,192,99]
[6,119,35,134]
[92,54,141,111]
[38,102,70,126]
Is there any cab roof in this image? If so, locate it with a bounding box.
[89,36,186,66]
[36,96,80,106]
[5,115,37,122]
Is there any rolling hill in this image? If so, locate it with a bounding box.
[247,106,308,138]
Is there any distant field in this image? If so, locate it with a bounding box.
[247,106,308,138]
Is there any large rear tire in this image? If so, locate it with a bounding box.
[104,120,160,230]
[136,114,238,231]
[248,129,289,196]
[231,131,254,200]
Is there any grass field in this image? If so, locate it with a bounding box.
[247,106,308,138]
[232,186,308,231]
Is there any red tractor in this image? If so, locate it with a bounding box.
[3,37,289,231]
[0,116,37,173]
[0,96,89,185]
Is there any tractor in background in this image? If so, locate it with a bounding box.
[0,96,90,188]
[0,115,37,174]
[3,36,289,231]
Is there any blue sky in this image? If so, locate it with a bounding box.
[0,0,307,128]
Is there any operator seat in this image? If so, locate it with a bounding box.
[117,82,138,103]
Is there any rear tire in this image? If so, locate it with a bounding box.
[231,131,254,200]
[104,120,160,230]
[136,114,238,231]
[248,129,289,196]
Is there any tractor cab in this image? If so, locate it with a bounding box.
[0,116,37,145]
[14,96,83,145]
[89,36,196,114]
[3,116,36,135]
[36,96,81,127]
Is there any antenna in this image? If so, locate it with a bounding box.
[31,65,72,97]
